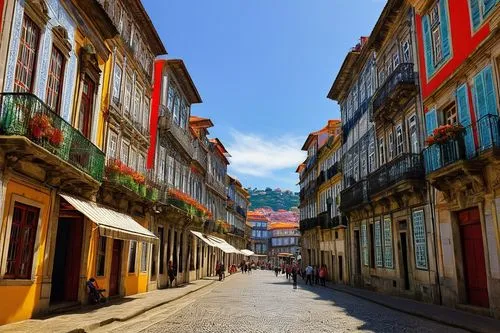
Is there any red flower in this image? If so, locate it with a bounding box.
[49,128,64,147]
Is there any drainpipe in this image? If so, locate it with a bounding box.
[428,183,443,305]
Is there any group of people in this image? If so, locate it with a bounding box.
[304,264,328,286]
[275,263,299,289]
[240,260,255,274]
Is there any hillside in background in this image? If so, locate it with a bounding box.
[247,188,299,211]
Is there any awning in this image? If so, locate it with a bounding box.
[61,194,158,243]
[205,235,242,254]
[240,249,255,256]
[190,230,217,247]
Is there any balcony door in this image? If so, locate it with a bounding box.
[78,77,94,139]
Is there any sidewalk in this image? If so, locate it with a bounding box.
[324,281,500,333]
[0,279,215,333]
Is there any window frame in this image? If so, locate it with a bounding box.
[107,129,118,159]
[14,14,41,93]
[128,241,137,274]
[112,63,123,104]
[0,195,44,281]
[46,46,66,114]
[96,236,107,277]
[412,209,429,270]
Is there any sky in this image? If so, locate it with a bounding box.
[143,0,386,191]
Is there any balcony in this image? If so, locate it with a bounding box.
[342,98,370,143]
[339,179,369,212]
[206,173,226,197]
[317,170,326,187]
[236,205,247,219]
[299,217,319,232]
[372,63,417,121]
[0,93,104,194]
[193,143,207,169]
[158,110,194,158]
[327,162,340,180]
[368,153,424,198]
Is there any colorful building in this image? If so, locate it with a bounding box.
[268,222,301,266]
[411,0,500,316]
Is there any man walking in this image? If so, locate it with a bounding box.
[305,264,313,285]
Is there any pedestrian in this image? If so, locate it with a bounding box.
[275,266,279,277]
[167,260,176,288]
[319,265,327,286]
[291,266,298,290]
[315,265,320,285]
[305,264,313,285]
[311,265,316,285]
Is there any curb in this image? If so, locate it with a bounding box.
[324,284,488,333]
[75,280,216,333]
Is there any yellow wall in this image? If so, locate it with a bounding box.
[0,179,51,324]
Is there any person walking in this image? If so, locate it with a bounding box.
[319,265,327,286]
[274,266,279,277]
[315,265,320,285]
[167,260,176,288]
[311,265,316,285]
[291,266,298,290]
[305,264,313,285]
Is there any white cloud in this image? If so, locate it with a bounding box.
[226,130,306,180]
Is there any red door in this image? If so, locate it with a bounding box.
[109,239,122,296]
[459,209,489,308]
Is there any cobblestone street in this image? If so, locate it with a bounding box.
[98,270,466,333]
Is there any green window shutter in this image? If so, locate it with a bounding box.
[425,108,438,136]
[470,0,481,29]
[482,65,498,116]
[439,0,451,59]
[422,15,435,78]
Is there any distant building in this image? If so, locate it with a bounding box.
[247,211,270,256]
[268,222,301,265]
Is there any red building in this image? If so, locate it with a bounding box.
[412,0,500,316]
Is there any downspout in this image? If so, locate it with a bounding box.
[428,183,443,305]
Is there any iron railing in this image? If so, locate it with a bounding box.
[0,93,104,181]
[339,179,369,212]
[299,217,319,231]
[372,63,416,112]
[368,153,423,196]
[327,162,340,180]
[158,109,194,157]
[342,98,371,143]
[317,170,326,187]
[423,114,500,174]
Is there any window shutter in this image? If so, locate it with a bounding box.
[484,0,496,15]
[456,84,475,157]
[439,0,451,59]
[482,65,498,116]
[425,108,438,136]
[470,0,481,29]
[473,69,488,119]
[422,15,434,79]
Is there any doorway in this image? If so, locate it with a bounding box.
[400,232,410,290]
[459,208,489,308]
[51,217,84,304]
[338,255,343,282]
[109,239,122,296]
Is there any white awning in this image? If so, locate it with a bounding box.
[190,230,217,247]
[205,234,242,254]
[240,249,255,256]
[61,194,158,243]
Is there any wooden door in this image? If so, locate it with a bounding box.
[79,77,94,139]
[459,209,489,308]
[109,239,122,296]
[64,217,84,301]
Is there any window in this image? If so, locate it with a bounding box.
[143,99,150,131]
[392,51,400,69]
[470,0,498,30]
[431,24,442,65]
[173,91,180,125]
[422,0,451,77]
[140,242,148,272]
[133,86,141,122]
[46,47,65,113]
[180,99,187,129]
[4,202,40,279]
[138,154,145,174]
[383,217,393,268]
[412,210,428,269]
[361,222,368,266]
[129,148,137,170]
[14,15,40,92]
[444,103,457,125]
[128,241,137,273]
[167,155,174,184]
[161,75,168,106]
[174,161,181,189]
[107,130,118,158]
[78,78,94,139]
[396,124,404,156]
[121,140,130,164]
[158,146,166,182]
[374,220,383,267]
[378,138,385,166]
[408,114,419,154]
[124,74,132,114]
[112,64,122,103]
[96,236,106,276]
[402,41,411,63]
[167,85,175,111]
[388,132,394,161]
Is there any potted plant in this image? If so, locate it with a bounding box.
[425,124,465,146]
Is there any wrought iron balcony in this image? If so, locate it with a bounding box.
[299,217,319,231]
[327,162,340,180]
[423,115,500,174]
[158,110,194,158]
[368,153,424,197]
[339,179,369,212]
[342,98,370,143]
[317,170,326,187]
[372,63,416,118]
[236,205,247,218]
[0,93,105,181]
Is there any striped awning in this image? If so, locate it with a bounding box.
[60,193,158,243]
[190,230,241,254]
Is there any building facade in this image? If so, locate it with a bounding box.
[248,211,270,256]
[268,222,301,266]
[411,0,500,316]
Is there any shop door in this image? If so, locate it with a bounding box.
[51,217,84,303]
[459,208,489,308]
[109,239,122,296]
[400,232,410,290]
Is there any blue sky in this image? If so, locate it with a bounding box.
[143,0,386,191]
